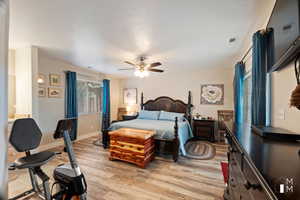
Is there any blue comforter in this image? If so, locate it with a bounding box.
[109,119,193,156]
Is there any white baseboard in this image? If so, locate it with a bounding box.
[37,132,99,152]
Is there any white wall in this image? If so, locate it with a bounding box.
[14,47,33,116]
[271,64,300,133]
[8,47,39,120]
[122,67,234,119]
[244,54,300,133]
[31,47,39,120]
[238,0,299,133]
[8,49,15,118]
[104,75,123,121]
[0,0,9,198]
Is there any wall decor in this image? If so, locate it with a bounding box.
[38,87,46,97]
[200,84,224,105]
[48,88,62,98]
[49,74,61,86]
[37,74,46,85]
[124,88,137,105]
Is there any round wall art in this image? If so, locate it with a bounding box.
[200,84,224,105]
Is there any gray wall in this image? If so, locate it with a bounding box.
[37,50,104,146]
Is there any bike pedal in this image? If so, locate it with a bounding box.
[8,163,16,170]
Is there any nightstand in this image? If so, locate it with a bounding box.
[122,114,137,121]
[192,119,217,142]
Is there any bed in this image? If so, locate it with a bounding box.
[102,91,193,162]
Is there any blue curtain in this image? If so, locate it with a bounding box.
[102,79,110,130]
[233,62,245,124]
[65,71,78,141]
[251,29,274,126]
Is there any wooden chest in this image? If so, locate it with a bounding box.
[109,128,155,168]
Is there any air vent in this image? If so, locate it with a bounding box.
[229,38,236,43]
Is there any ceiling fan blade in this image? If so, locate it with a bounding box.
[149,62,162,68]
[149,69,164,73]
[118,68,135,71]
[124,61,136,66]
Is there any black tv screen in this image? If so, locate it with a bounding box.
[267,0,300,71]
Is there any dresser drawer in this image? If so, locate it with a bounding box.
[242,157,271,200]
[193,120,214,126]
[194,126,212,137]
[193,120,216,141]
[229,140,243,168]
[229,156,241,200]
[229,152,254,200]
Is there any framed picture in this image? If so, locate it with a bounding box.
[200,84,224,105]
[38,87,46,97]
[38,74,46,85]
[48,88,62,98]
[49,74,61,86]
[124,88,137,105]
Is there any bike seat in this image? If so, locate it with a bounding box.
[14,151,56,169]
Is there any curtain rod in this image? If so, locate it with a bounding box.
[241,46,253,62]
[240,28,271,62]
[63,70,101,78]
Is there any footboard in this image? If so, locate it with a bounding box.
[103,119,180,162]
[102,118,135,149]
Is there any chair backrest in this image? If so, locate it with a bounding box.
[54,118,76,139]
[9,118,42,152]
[218,110,234,130]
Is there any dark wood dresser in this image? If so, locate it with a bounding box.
[224,122,300,200]
[192,119,216,142]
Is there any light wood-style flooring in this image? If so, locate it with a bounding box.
[9,136,228,200]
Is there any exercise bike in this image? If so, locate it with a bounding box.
[9,118,87,200]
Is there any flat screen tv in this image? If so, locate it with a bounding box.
[267,0,300,71]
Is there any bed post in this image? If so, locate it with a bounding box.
[187,91,192,123]
[102,118,111,149]
[173,117,179,162]
[101,94,113,148]
[141,92,144,110]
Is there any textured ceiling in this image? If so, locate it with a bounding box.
[9,0,273,76]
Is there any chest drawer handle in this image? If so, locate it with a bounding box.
[230,178,236,188]
[244,180,261,190]
[229,147,237,153]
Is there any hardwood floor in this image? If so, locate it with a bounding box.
[8,136,228,200]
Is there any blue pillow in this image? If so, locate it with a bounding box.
[137,110,160,120]
[159,111,185,121]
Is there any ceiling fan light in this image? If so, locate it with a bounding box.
[134,70,140,77]
[134,69,149,78]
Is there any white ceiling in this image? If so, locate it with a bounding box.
[9,0,271,76]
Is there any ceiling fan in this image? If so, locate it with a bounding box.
[118,56,164,78]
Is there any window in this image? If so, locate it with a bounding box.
[77,80,102,114]
[243,73,252,124]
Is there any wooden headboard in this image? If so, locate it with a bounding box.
[140,91,193,120]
